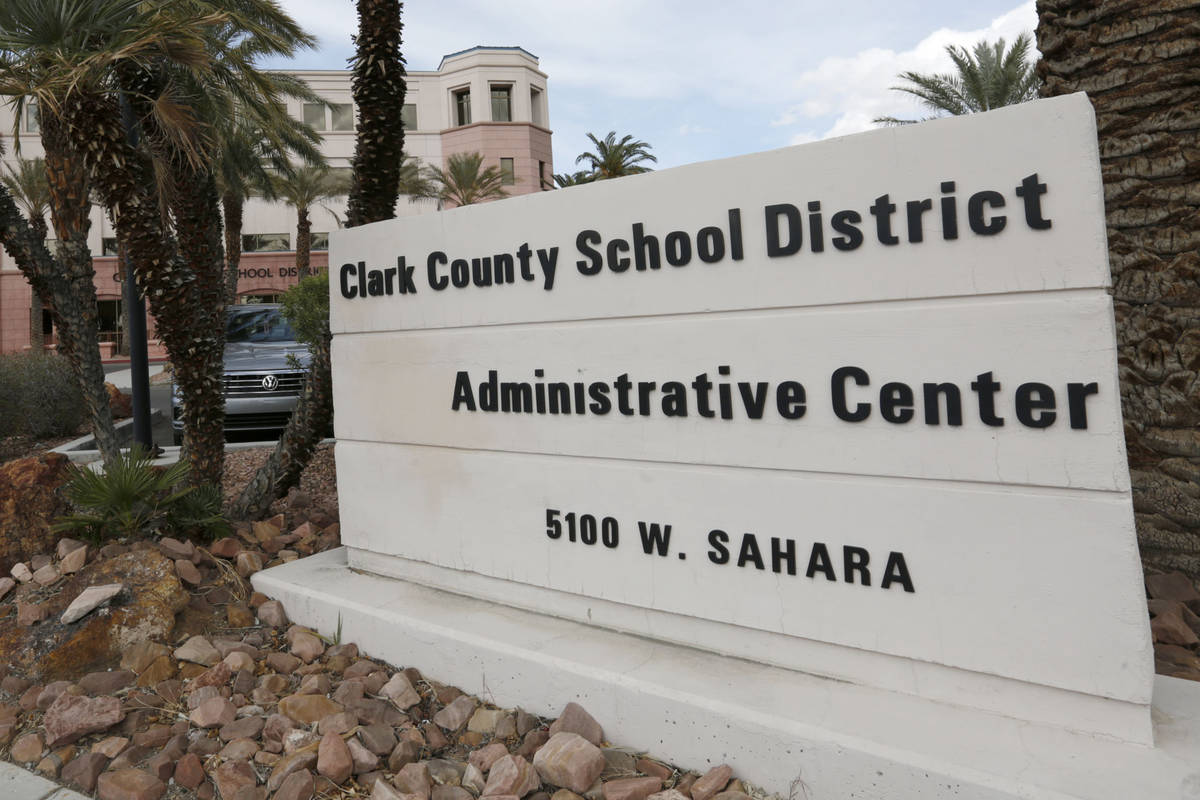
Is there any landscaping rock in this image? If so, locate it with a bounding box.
[175,635,221,666]
[43,692,123,747]
[691,767,732,800]
[175,752,206,789]
[0,549,186,681]
[258,599,288,627]
[62,750,109,793]
[276,769,316,800]
[549,703,603,746]
[318,731,354,784]
[435,694,478,731]
[471,742,511,773]
[61,583,124,624]
[17,601,46,626]
[0,575,14,599]
[97,767,166,800]
[11,731,45,763]
[382,671,421,708]
[190,696,236,729]
[601,777,663,800]
[79,669,136,694]
[60,544,88,573]
[395,762,433,797]
[213,759,258,799]
[0,453,72,577]
[280,693,344,724]
[532,733,606,794]
[32,562,60,586]
[484,755,540,798]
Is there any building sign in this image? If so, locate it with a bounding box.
[328,95,1151,739]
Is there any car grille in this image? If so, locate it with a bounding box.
[224,371,305,397]
[225,412,294,430]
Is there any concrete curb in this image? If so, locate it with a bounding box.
[0,761,90,799]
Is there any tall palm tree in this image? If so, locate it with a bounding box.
[575,131,657,179]
[1037,3,1200,579]
[271,164,350,278]
[874,34,1040,125]
[216,107,323,302]
[424,152,508,207]
[1,157,50,352]
[232,0,407,519]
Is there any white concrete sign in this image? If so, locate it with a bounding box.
[328,94,1152,743]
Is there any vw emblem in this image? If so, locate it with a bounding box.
[261,374,279,391]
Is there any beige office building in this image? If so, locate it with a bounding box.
[0,46,552,356]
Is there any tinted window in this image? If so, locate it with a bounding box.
[226,308,296,343]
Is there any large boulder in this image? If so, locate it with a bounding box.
[0,453,72,576]
[0,548,188,681]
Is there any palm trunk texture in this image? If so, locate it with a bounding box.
[224,194,244,304]
[1038,1,1200,577]
[61,85,225,484]
[27,214,48,354]
[234,0,407,518]
[2,114,122,464]
[296,206,311,278]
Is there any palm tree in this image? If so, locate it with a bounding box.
[1,157,50,352]
[346,0,406,226]
[1038,4,1200,579]
[575,131,657,179]
[398,155,436,201]
[551,170,594,188]
[232,0,407,519]
[874,34,1039,125]
[271,164,350,278]
[424,152,508,207]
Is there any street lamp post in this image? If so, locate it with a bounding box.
[119,94,153,452]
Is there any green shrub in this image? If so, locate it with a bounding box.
[54,446,230,543]
[0,352,85,439]
[280,271,329,352]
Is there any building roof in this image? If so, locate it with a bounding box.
[437,46,538,70]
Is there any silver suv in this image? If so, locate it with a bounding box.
[171,304,310,445]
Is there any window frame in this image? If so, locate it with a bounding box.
[452,88,472,126]
[500,157,515,186]
[330,103,354,131]
[401,103,418,130]
[302,102,326,131]
[490,85,512,122]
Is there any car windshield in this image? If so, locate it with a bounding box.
[225,308,296,343]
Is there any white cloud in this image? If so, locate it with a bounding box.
[778,2,1037,141]
[678,123,712,136]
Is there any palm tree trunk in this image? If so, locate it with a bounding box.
[27,215,47,354]
[1037,1,1200,578]
[235,0,407,518]
[223,193,244,304]
[38,113,121,464]
[169,166,228,486]
[296,205,311,278]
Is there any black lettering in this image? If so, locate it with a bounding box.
[775,381,806,419]
[588,382,612,415]
[1015,382,1056,428]
[971,371,1004,427]
[738,382,769,419]
[697,226,724,263]
[640,522,672,556]
[707,529,729,564]
[771,537,796,576]
[472,257,493,287]
[831,210,863,251]
[880,382,914,424]
[339,263,358,298]
[367,269,384,296]
[940,181,958,240]
[923,382,962,426]
[692,373,714,418]
[831,366,870,422]
[451,371,475,410]
[737,534,765,570]
[806,543,836,581]
[728,208,744,260]
[500,381,533,413]
[869,194,899,245]
[614,373,634,416]
[968,190,1007,235]
[906,198,932,243]
[427,252,448,290]
[843,546,870,586]
[450,259,469,288]
[765,203,802,256]
[661,381,688,417]
[665,231,691,266]
[1067,382,1099,429]
[881,552,915,592]
[398,257,417,294]
[632,223,661,270]
[1015,173,1052,230]
[606,238,630,272]
[575,230,602,275]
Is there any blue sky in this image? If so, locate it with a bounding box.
[267,1,1037,173]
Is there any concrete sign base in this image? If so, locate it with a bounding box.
[254,548,1200,800]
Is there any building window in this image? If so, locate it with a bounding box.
[101,237,120,256]
[453,89,471,126]
[500,158,515,186]
[24,100,40,133]
[242,233,290,252]
[490,86,512,122]
[311,232,329,251]
[330,103,354,131]
[539,161,547,190]
[530,87,544,127]
[303,103,326,130]
[401,104,418,130]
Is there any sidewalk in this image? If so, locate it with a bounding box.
[0,761,89,799]
[104,363,165,392]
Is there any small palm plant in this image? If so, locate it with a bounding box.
[423,152,509,207]
[54,447,229,542]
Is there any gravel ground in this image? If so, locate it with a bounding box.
[220,442,339,523]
